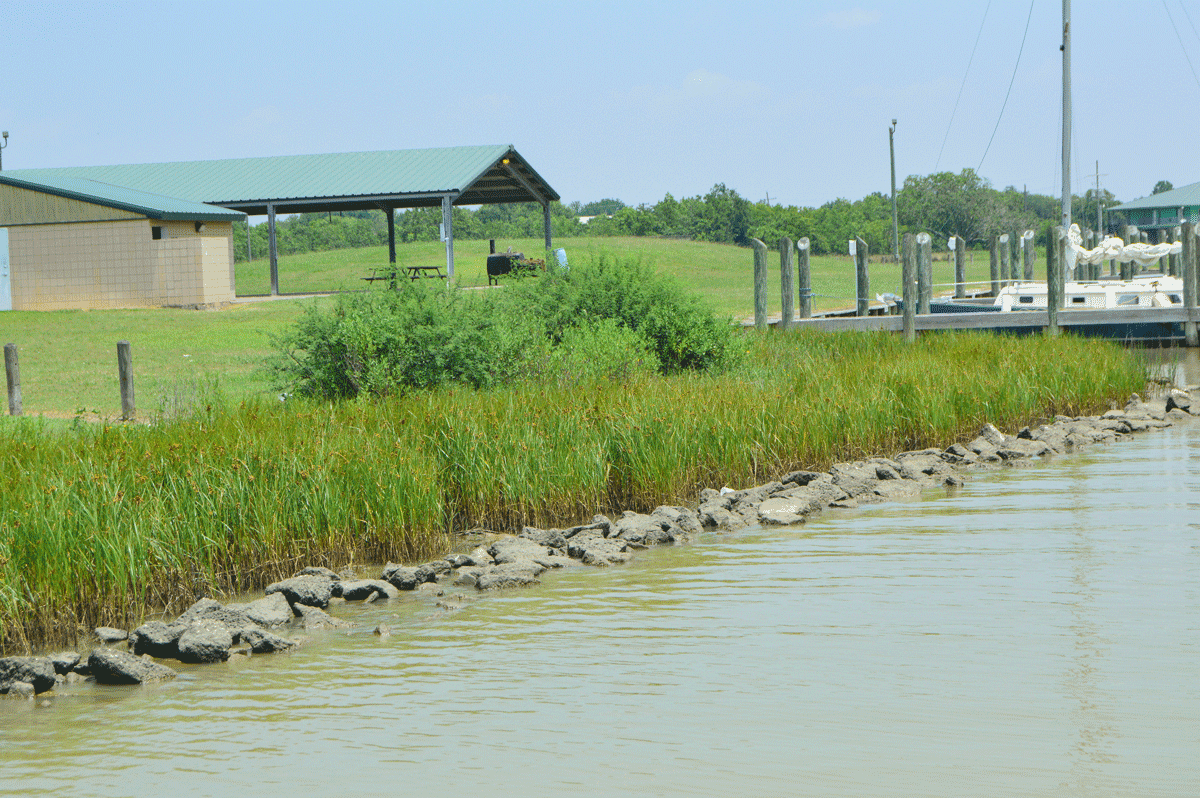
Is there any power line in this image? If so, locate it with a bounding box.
[1179,0,1200,45]
[1163,0,1200,95]
[935,1,991,171]
[977,0,1037,172]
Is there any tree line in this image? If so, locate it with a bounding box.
[231,170,1149,263]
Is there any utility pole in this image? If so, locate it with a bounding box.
[889,119,899,261]
[1094,160,1103,234]
[1061,0,1072,228]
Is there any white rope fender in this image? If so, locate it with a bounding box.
[1067,223,1179,267]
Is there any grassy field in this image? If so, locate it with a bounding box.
[0,331,1147,653]
[1,237,998,417]
[237,236,997,319]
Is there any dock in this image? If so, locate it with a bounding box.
[755,306,1196,343]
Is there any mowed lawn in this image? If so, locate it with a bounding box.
[238,235,998,319]
[1,237,997,416]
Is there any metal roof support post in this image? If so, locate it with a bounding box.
[543,202,552,252]
[267,202,279,296]
[386,207,396,265]
[442,195,454,281]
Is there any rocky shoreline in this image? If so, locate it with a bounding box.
[1,391,1191,698]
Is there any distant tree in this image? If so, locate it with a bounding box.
[576,198,626,216]
[1153,180,1174,195]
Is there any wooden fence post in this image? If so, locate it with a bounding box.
[1183,222,1198,347]
[118,340,135,421]
[1023,230,1036,281]
[4,343,20,417]
[854,236,870,316]
[953,235,966,298]
[797,237,812,319]
[902,233,916,343]
[752,238,768,331]
[989,236,1001,297]
[917,233,932,314]
[779,237,795,332]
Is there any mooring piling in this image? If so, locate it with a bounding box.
[854,236,869,317]
[953,235,966,298]
[797,237,812,319]
[779,237,795,332]
[902,233,916,343]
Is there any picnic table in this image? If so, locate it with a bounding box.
[361,264,447,287]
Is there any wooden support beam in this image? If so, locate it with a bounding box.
[267,203,279,296]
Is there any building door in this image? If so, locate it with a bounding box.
[0,228,10,311]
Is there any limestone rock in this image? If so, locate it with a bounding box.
[567,531,631,566]
[240,628,298,654]
[265,576,334,609]
[382,563,435,591]
[757,497,808,526]
[294,604,352,629]
[294,566,339,580]
[129,620,187,659]
[0,657,57,694]
[177,619,233,664]
[94,626,128,645]
[339,579,399,601]
[87,649,177,685]
[48,652,81,675]
[472,562,545,590]
[231,592,293,627]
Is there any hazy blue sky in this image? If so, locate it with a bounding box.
[3,1,1198,209]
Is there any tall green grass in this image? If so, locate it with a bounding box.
[0,331,1145,653]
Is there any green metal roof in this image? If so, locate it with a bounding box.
[0,172,245,221]
[5,144,560,215]
[1110,180,1200,212]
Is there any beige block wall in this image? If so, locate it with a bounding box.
[7,219,234,310]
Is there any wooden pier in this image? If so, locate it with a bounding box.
[772,306,1195,342]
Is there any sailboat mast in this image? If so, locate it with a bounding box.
[1061,0,1072,228]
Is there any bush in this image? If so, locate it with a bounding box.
[507,252,738,374]
[536,317,661,385]
[270,251,737,399]
[270,284,543,398]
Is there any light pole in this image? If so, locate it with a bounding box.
[889,119,899,261]
[0,131,7,171]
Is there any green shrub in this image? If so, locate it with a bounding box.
[270,284,543,398]
[537,317,661,385]
[270,250,737,399]
[506,251,738,373]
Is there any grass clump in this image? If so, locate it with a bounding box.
[0,328,1148,654]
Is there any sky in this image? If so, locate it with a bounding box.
[3,0,1200,210]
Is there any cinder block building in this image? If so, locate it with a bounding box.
[0,173,242,311]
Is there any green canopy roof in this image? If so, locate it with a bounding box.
[0,172,245,221]
[5,144,559,215]
[1110,180,1200,212]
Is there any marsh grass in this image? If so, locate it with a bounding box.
[0,331,1145,653]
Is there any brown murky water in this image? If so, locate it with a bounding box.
[2,417,1198,797]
